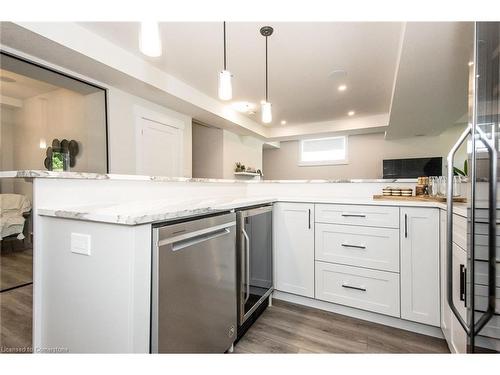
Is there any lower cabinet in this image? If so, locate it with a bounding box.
[440,210,452,342]
[273,202,443,331]
[400,207,440,327]
[439,210,468,353]
[273,202,315,298]
[315,261,400,317]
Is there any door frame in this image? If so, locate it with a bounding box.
[134,105,184,176]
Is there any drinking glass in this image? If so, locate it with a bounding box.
[438,176,447,196]
[428,176,438,197]
[452,176,462,197]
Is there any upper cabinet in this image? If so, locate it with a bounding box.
[273,202,315,298]
[400,207,440,326]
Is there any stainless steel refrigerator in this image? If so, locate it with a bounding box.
[447,21,500,353]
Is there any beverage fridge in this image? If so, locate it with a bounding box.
[447,22,500,353]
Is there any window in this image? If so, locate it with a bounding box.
[298,136,348,166]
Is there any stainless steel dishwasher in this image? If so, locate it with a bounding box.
[151,212,237,353]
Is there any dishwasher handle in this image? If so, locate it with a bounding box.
[158,221,236,250]
[172,228,231,251]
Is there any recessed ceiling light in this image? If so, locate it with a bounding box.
[0,76,16,83]
[468,61,474,66]
[231,101,256,113]
[348,110,355,116]
[328,69,348,79]
[280,120,287,125]
[338,84,347,92]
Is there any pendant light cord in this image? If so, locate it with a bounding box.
[265,35,269,102]
[223,21,227,71]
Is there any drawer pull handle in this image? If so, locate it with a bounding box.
[341,213,367,218]
[341,284,367,292]
[341,243,366,249]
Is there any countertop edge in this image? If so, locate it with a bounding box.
[37,197,467,226]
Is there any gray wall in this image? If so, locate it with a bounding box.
[263,125,468,180]
[192,123,223,179]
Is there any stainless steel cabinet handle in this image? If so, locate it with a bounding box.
[475,126,497,333]
[341,243,366,249]
[308,209,311,229]
[341,284,366,292]
[404,214,408,238]
[459,264,466,302]
[341,213,366,218]
[242,227,250,303]
[447,124,472,334]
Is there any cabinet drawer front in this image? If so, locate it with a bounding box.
[315,261,400,317]
[315,204,399,228]
[315,223,400,272]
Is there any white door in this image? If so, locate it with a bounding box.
[137,116,182,177]
[400,207,440,326]
[274,202,315,298]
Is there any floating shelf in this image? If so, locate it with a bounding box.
[234,172,261,177]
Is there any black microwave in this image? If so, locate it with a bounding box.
[383,157,442,179]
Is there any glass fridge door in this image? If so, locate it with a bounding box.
[470,21,500,353]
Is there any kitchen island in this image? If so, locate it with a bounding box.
[0,170,469,353]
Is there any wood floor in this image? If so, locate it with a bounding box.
[0,279,449,353]
[234,300,450,353]
[0,284,32,352]
[0,247,33,292]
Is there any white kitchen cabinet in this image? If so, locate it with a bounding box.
[440,210,452,343]
[315,204,399,229]
[450,243,468,353]
[315,261,400,317]
[273,202,315,298]
[400,207,440,326]
[315,223,399,272]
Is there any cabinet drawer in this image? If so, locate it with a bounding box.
[315,261,400,317]
[315,204,399,228]
[453,214,468,251]
[315,223,399,272]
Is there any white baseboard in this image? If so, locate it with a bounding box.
[273,290,444,339]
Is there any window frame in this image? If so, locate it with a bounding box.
[298,135,349,166]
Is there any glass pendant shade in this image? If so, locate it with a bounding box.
[261,101,272,123]
[218,70,232,101]
[139,22,162,57]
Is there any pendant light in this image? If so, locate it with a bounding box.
[218,21,233,101]
[260,26,274,124]
[139,22,162,57]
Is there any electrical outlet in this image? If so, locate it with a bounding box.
[71,233,91,256]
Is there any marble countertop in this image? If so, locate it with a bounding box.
[37,195,468,226]
[0,170,417,184]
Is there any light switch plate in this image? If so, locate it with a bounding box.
[71,233,91,256]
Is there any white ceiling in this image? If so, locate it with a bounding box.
[0,68,58,99]
[79,22,404,127]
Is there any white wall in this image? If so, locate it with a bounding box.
[263,125,468,180]
[107,88,192,177]
[191,123,264,179]
[222,130,264,179]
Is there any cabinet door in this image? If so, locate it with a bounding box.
[440,210,451,341]
[273,202,315,298]
[400,207,440,326]
[450,244,467,353]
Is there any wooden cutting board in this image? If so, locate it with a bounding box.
[373,195,467,203]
